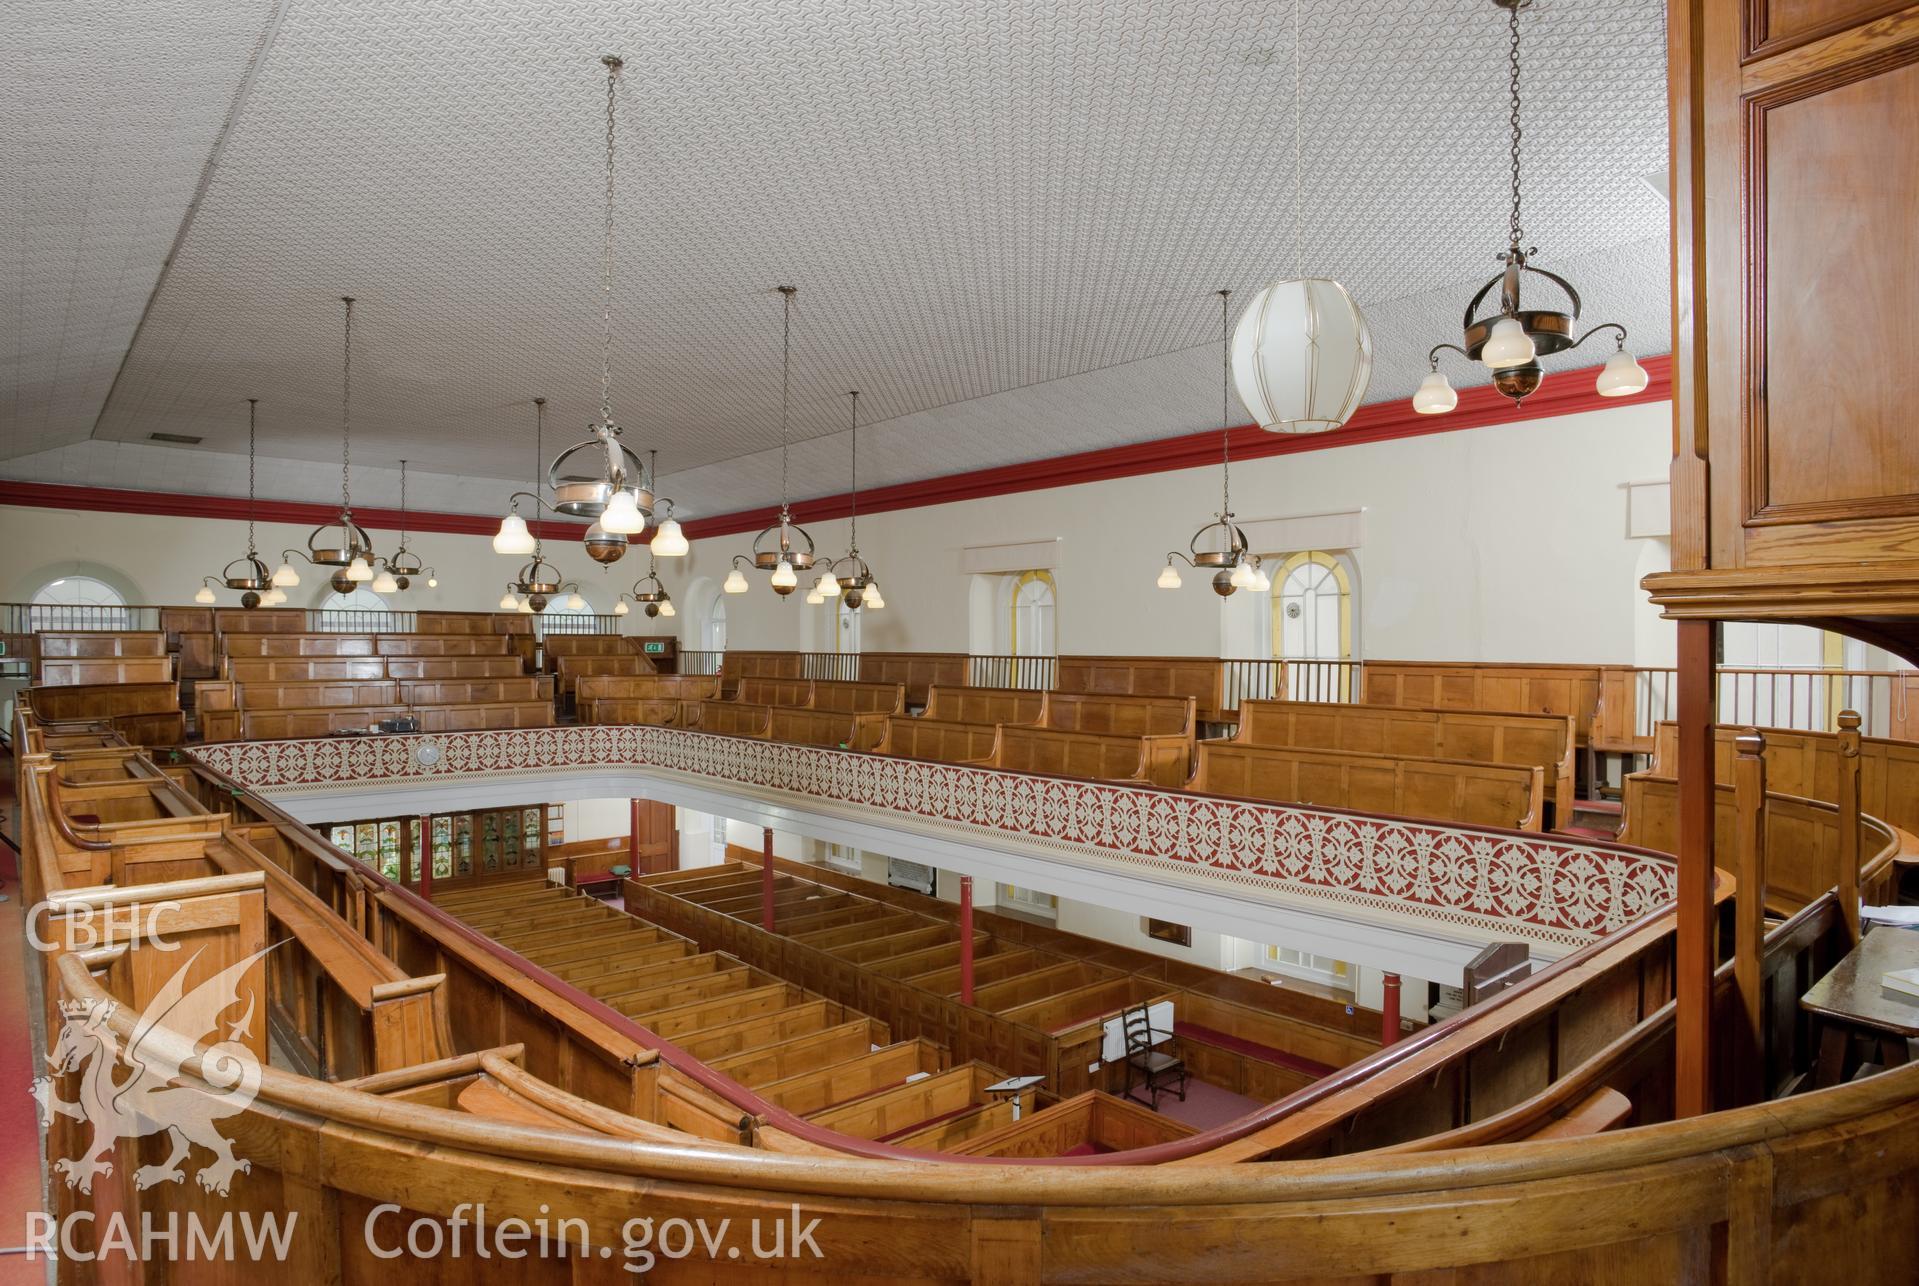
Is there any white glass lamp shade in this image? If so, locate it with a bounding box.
[722,568,749,594]
[804,584,825,605]
[493,513,535,556]
[865,586,885,609]
[1157,563,1182,589]
[345,556,373,583]
[651,517,689,557]
[1596,349,1650,397]
[1229,560,1256,590]
[261,587,286,606]
[659,600,676,618]
[371,569,400,594]
[817,570,841,596]
[1480,317,1536,370]
[516,597,535,614]
[565,592,585,611]
[271,561,301,588]
[1412,371,1459,415]
[769,560,797,590]
[599,489,646,535]
[1231,278,1374,434]
[426,576,438,588]
[613,600,630,616]
[498,591,518,610]
[1249,563,1272,593]
[194,585,217,604]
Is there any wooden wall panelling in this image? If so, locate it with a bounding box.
[1194,741,1545,831]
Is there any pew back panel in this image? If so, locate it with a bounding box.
[1194,741,1545,831]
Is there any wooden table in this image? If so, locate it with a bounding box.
[1801,926,1919,1087]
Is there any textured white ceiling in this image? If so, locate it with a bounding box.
[4,0,1670,518]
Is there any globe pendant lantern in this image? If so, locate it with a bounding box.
[584,520,627,565]
[1231,278,1373,434]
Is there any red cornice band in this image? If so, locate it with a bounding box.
[0,354,1669,544]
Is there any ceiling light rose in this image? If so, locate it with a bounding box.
[1419,0,1648,411]
[1230,1,1372,435]
[305,298,379,569]
[1163,291,1267,599]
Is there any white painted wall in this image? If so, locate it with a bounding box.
[0,400,1674,665]
[562,797,629,844]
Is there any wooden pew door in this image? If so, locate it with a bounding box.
[632,799,678,875]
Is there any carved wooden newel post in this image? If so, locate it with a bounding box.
[1731,731,1767,1105]
[761,825,775,932]
[1837,710,1863,943]
[959,875,975,1005]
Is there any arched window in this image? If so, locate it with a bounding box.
[1010,570,1056,658]
[833,598,861,654]
[1272,552,1353,661]
[704,594,728,653]
[316,587,392,631]
[31,576,130,631]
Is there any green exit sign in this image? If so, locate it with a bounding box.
[642,641,667,654]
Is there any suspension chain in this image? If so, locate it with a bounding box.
[1292,0,1302,278]
[1507,1,1525,253]
[779,286,795,522]
[247,398,258,555]
[340,297,353,516]
[600,55,622,430]
[1219,290,1232,516]
[848,390,859,549]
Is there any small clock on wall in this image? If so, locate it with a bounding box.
[412,739,444,769]
[1285,602,1302,619]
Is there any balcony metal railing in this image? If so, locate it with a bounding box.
[968,654,1058,691]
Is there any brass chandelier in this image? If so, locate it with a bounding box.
[497,398,584,613]
[617,551,676,619]
[1160,291,1270,598]
[508,54,654,539]
[725,286,815,597]
[808,391,884,610]
[196,399,281,608]
[1414,0,1650,413]
[373,460,436,592]
[290,297,379,592]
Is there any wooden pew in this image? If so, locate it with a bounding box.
[35,655,172,686]
[555,654,656,702]
[810,679,907,717]
[205,701,554,742]
[222,633,516,658]
[224,655,524,682]
[1618,771,1905,913]
[754,1040,949,1115]
[577,673,718,725]
[921,684,1045,725]
[879,716,1001,763]
[1055,655,1229,725]
[984,723,1190,788]
[1193,741,1546,831]
[735,676,814,708]
[25,683,184,748]
[543,632,641,672]
[1649,720,1919,841]
[34,631,167,665]
[720,650,804,696]
[857,652,968,710]
[1361,660,1603,747]
[1233,698,1577,829]
[701,700,772,738]
[767,707,888,752]
[951,1090,1197,1158]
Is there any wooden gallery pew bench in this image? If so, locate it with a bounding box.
[196,675,554,741]
[1192,740,1546,831]
[578,674,719,727]
[1232,698,1576,829]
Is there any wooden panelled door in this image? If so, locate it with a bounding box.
[631,799,678,875]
